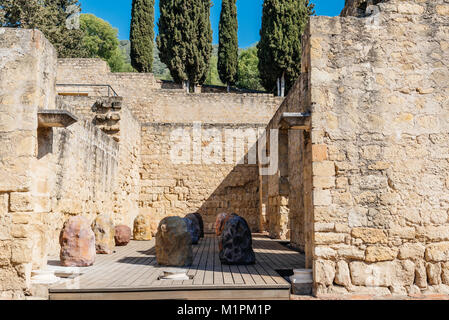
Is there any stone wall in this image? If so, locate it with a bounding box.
[140,123,264,233]
[0,29,141,299]
[305,0,449,296]
[341,0,388,17]
[57,58,161,95]
[55,58,282,125]
[56,95,142,228]
[0,28,58,299]
[261,72,313,250]
[126,92,282,124]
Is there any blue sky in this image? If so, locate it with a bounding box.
[80,0,345,48]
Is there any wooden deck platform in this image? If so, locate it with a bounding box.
[49,234,305,300]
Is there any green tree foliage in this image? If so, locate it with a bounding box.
[80,14,133,72]
[157,0,212,90]
[257,0,315,95]
[0,0,87,58]
[217,0,238,89]
[130,0,154,72]
[237,46,264,91]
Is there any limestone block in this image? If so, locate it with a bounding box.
[0,215,11,241]
[349,261,415,287]
[335,260,351,287]
[315,232,346,245]
[11,240,33,264]
[351,228,387,244]
[365,246,397,262]
[114,225,131,246]
[156,216,193,267]
[417,226,449,242]
[314,246,337,259]
[0,194,8,215]
[398,243,425,260]
[0,266,26,291]
[9,192,33,212]
[442,263,449,285]
[314,260,335,286]
[415,260,428,289]
[397,3,424,15]
[313,176,335,189]
[427,263,442,285]
[133,214,152,241]
[313,161,335,177]
[219,215,255,265]
[313,190,332,206]
[436,5,449,16]
[59,216,96,267]
[0,241,11,266]
[425,242,449,262]
[92,214,115,254]
[10,224,30,239]
[336,246,365,260]
[312,145,328,161]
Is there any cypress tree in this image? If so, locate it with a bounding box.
[257,0,314,96]
[157,0,212,92]
[130,0,155,73]
[217,0,238,92]
[191,0,212,90]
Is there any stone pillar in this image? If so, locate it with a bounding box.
[0,28,57,299]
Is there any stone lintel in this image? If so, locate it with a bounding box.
[37,110,78,128]
[279,112,311,130]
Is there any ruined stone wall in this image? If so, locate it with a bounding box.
[55,95,142,228]
[127,92,281,124]
[36,119,119,259]
[306,0,449,296]
[140,123,263,233]
[0,29,139,299]
[56,58,161,95]
[55,58,282,125]
[0,28,57,299]
[260,69,314,249]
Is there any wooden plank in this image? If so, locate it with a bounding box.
[261,239,303,270]
[183,235,208,285]
[77,242,149,286]
[203,235,215,285]
[250,263,276,285]
[172,239,204,286]
[107,244,156,287]
[50,288,290,300]
[238,265,256,285]
[53,244,139,290]
[229,264,244,284]
[253,239,288,285]
[221,263,234,285]
[193,236,211,285]
[212,236,224,285]
[112,254,156,287]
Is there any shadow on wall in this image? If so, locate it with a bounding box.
[169,136,262,234]
[196,162,261,234]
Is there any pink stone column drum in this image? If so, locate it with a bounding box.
[114,225,131,246]
[59,216,96,267]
